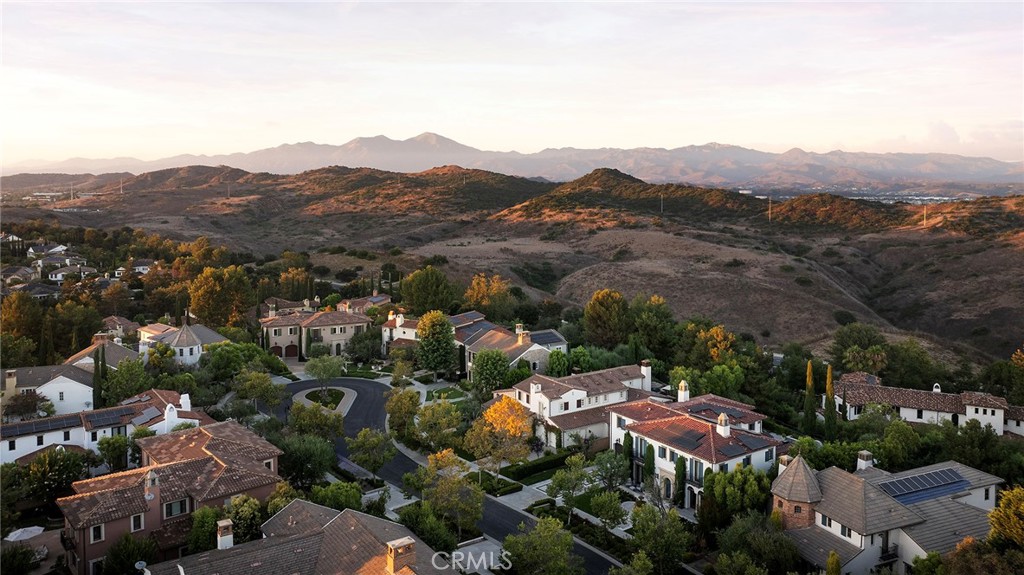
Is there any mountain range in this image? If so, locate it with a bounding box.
[7,133,1022,192]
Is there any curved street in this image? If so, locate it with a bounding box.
[272,377,620,574]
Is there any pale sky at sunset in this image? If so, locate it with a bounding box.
[2,1,1022,166]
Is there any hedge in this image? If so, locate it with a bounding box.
[503,452,573,481]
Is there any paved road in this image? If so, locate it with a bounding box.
[273,377,619,574]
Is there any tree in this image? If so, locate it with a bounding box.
[0,545,35,574]
[547,349,570,377]
[345,328,382,364]
[385,387,421,440]
[630,294,676,360]
[547,453,588,526]
[398,501,457,553]
[189,265,255,327]
[417,311,456,382]
[188,505,223,553]
[0,291,42,341]
[829,322,886,370]
[642,444,656,480]
[583,289,630,348]
[226,494,265,544]
[103,358,153,404]
[610,551,655,575]
[714,551,768,575]
[415,398,462,451]
[622,431,634,468]
[412,449,484,539]
[989,485,1024,549]
[310,481,363,512]
[843,344,888,374]
[346,427,396,479]
[591,489,627,531]
[0,333,36,370]
[130,426,157,466]
[802,360,817,436]
[97,434,130,472]
[391,359,413,386]
[703,465,772,516]
[1,463,25,537]
[879,419,920,471]
[464,396,532,478]
[464,273,516,322]
[591,450,630,491]
[470,349,510,400]
[824,364,838,441]
[266,481,302,516]
[569,346,592,373]
[716,510,800,574]
[274,434,336,489]
[288,402,345,441]
[631,504,693,575]
[235,368,284,409]
[304,354,345,400]
[26,447,87,498]
[502,517,584,575]
[2,389,54,420]
[103,533,158,575]
[402,266,457,315]
[99,282,134,317]
[826,550,841,575]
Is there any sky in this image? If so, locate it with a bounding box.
[2,1,1022,166]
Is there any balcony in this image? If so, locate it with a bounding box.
[60,530,76,551]
[878,544,899,564]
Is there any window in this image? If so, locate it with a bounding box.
[821,515,829,526]
[985,487,990,501]
[777,500,783,508]
[562,402,569,412]
[718,463,727,472]
[164,499,188,519]
[59,392,65,401]
[975,407,979,414]
[131,514,144,532]
[765,449,774,462]
[617,417,626,429]
[742,455,752,467]
[331,327,337,334]
[189,347,194,356]
[576,399,583,408]
[289,327,297,335]
[91,431,98,442]
[794,506,802,514]
[89,558,105,575]
[178,348,184,357]
[517,391,523,401]
[916,409,923,419]
[112,426,126,436]
[90,524,104,543]
[841,525,851,538]
[670,451,677,462]
[273,328,281,337]
[64,431,71,441]
[532,362,538,371]
[659,446,667,459]
[983,408,988,415]
[7,440,14,451]
[37,435,43,446]
[264,459,273,470]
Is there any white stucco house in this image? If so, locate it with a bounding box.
[140,323,228,366]
[3,365,95,416]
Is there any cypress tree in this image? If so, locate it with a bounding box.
[92,348,104,409]
[644,444,655,480]
[824,364,838,441]
[802,360,817,436]
[622,431,634,469]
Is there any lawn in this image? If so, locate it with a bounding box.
[572,488,604,516]
[426,387,465,401]
[520,467,560,485]
[305,388,345,409]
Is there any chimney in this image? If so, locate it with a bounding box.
[314,295,321,303]
[386,536,416,575]
[303,298,311,307]
[516,324,529,345]
[716,412,731,437]
[372,289,378,297]
[4,370,17,406]
[144,470,159,500]
[216,519,234,550]
[932,383,941,393]
[396,314,405,327]
[856,450,874,471]
[388,310,396,321]
[179,393,191,412]
[269,303,277,318]
[640,360,652,392]
[677,381,690,403]
[778,454,792,476]
[92,332,111,345]
[114,337,123,346]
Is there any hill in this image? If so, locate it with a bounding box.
[2,164,1021,358]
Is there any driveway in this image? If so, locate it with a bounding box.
[272,377,620,574]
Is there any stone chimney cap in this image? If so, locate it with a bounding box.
[387,536,415,548]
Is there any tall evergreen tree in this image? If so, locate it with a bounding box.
[824,364,838,441]
[92,348,104,408]
[802,360,817,436]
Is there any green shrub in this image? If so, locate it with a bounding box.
[503,451,572,481]
[795,276,813,287]
[833,310,857,326]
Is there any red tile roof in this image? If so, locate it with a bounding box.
[835,372,1012,415]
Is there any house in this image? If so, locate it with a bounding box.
[1,265,35,285]
[102,315,141,338]
[28,243,68,257]
[258,296,319,319]
[114,258,157,278]
[498,361,658,450]
[772,453,1002,574]
[466,324,557,380]
[9,282,61,300]
[147,499,455,575]
[33,254,88,270]
[49,265,98,285]
[138,323,175,344]
[57,421,282,575]
[3,365,95,415]
[261,309,372,358]
[832,372,1022,436]
[1,232,24,243]
[140,324,229,366]
[381,312,423,355]
[339,292,392,314]
[1,390,212,465]
[608,384,781,508]
[64,335,139,373]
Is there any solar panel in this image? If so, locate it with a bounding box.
[669,429,705,451]
[131,407,161,426]
[1,414,79,438]
[878,468,965,499]
[736,435,771,450]
[719,444,747,457]
[121,396,142,405]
